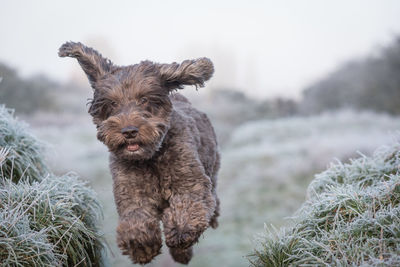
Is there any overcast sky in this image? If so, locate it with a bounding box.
[1,0,399,99]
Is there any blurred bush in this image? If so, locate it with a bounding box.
[301,36,400,115]
[249,141,400,266]
[0,105,106,266]
[0,63,59,114]
[190,89,298,146]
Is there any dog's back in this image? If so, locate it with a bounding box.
[170,93,220,180]
[169,93,220,227]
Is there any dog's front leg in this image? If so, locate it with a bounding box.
[113,174,162,264]
[162,166,216,250]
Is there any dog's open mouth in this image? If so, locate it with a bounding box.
[126,143,140,152]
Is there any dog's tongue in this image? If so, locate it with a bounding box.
[127,143,140,152]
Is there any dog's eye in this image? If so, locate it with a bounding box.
[110,101,118,108]
[139,97,148,105]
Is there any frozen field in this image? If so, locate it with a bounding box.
[29,110,400,267]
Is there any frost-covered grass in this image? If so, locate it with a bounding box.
[249,142,400,266]
[0,106,105,266]
[28,109,400,267]
[0,174,104,266]
[0,105,47,183]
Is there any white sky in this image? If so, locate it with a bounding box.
[0,0,399,99]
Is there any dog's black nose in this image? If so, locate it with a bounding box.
[121,126,139,139]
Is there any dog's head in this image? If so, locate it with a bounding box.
[59,42,214,160]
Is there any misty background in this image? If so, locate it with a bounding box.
[1,1,400,266]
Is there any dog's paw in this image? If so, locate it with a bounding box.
[116,220,162,264]
[58,42,81,57]
[118,237,162,264]
[165,226,205,249]
[169,247,193,265]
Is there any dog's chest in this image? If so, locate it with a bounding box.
[132,162,173,202]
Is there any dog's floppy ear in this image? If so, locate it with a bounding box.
[58,41,114,87]
[159,58,214,91]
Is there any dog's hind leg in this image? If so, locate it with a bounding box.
[209,196,220,229]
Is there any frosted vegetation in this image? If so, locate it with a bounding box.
[29,109,400,267]
[249,141,400,266]
[0,106,47,183]
[0,106,105,266]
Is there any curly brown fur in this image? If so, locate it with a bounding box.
[59,42,220,265]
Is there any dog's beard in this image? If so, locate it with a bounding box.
[116,134,165,160]
[98,121,168,161]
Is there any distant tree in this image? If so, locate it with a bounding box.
[0,63,58,114]
[301,37,400,115]
[257,98,298,118]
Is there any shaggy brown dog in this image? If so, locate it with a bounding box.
[58,42,220,265]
